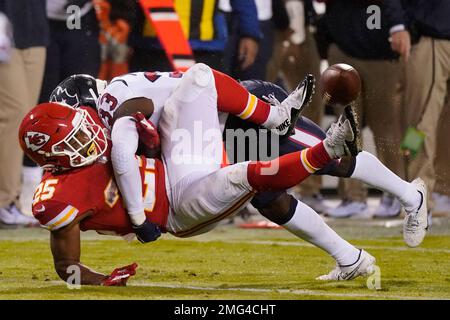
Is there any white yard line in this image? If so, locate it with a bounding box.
[130,281,449,300]
[188,239,450,254]
[41,280,448,300]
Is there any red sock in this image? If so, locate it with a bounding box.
[212,69,270,124]
[247,142,331,192]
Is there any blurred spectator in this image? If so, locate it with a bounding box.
[221,0,268,80]
[267,0,328,213]
[390,0,450,213]
[433,99,450,213]
[39,0,101,103]
[320,0,407,218]
[0,0,48,226]
[94,0,135,80]
[129,0,261,72]
[20,0,100,219]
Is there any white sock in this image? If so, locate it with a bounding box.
[282,200,360,266]
[351,151,420,210]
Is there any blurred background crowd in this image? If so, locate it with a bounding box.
[0,0,448,228]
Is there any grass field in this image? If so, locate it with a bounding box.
[0,216,449,300]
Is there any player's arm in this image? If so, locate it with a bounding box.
[50,217,107,285]
[112,97,154,123]
[110,98,161,243]
[50,216,138,286]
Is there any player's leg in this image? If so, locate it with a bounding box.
[167,162,255,237]
[289,113,424,222]
[167,116,357,237]
[238,79,424,217]
[158,62,223,188]
[256,192,376,280]
[212,68,315,135]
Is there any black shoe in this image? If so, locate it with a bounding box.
[284,74,316,137]
[342,104,362,156]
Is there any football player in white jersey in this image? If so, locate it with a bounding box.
[50,65,428,249]
[51,65,315,243]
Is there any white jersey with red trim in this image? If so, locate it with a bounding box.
[96,71,184,130]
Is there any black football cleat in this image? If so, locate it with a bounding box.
[342,104,362,156]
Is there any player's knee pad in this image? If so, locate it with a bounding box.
[189,63,213,87]
[223,161,252,190]
[173,63,214,103]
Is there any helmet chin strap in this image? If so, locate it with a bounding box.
[88,88,98,102]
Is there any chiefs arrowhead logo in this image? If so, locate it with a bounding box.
[50,86,80,108]
[25,132,50,151]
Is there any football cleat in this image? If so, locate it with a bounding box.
[285,74,315,136]
[316,249,376,281]
[263,74,315,135]
[342,104,362,156]
[323,116,357,159]
[403,178,428,247]
[325,200,369,218]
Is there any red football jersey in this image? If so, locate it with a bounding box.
[32,153,170,236]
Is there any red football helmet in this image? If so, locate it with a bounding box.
[18,102,108,172]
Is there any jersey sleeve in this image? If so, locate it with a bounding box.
[32,199,81,231]
[97,80,135,130]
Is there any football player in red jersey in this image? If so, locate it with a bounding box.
[20,80,367,286]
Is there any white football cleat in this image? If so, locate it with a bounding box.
[263,75,315,135]
[323,116,355,159]
[316,249,376,281]
[403,178,428,247]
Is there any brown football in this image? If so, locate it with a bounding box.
[319,63,361,106]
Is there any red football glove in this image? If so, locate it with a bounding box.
[132,112,161,150]
[102,262,138,286]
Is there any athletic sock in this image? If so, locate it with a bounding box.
[247,142,331,191]
[212,69,271,124]
[351,151,420,210]
[283,200,360,266]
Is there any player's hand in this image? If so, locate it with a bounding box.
[238,37,259,70]
[132,112,161,151]
[390,30,411,61]
[102,262,138,286]
[133,219,162,243]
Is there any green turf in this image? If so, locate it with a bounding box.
[0,218,449,300]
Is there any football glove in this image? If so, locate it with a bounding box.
[102,262,138,286]
[133,219,162,243]
[132,112,160,151]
